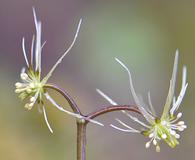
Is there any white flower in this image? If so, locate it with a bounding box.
[15,8,103,133]
[97,50,188,152]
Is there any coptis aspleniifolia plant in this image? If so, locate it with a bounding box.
[15,8,188,160]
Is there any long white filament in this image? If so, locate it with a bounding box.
[42,19,82,84]
[96,89,118,105]
[43,106,53,133]
[122,110,150,128]
[22,38,29,67]
[45,93,104,126]
[115,58,154,124]
[45,92,85,118]
[162,50,179,118]
[115,118,139,132]
[170,66,188,115]
[110,118,140,133]
[110,124,137,132]
[148,92,156,116]
[96,89,146,131]
[32,8,42,72]
[31,35,35,65]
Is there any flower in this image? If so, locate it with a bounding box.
[15,8,103,133]
[96,50,188,152]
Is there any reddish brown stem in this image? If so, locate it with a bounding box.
[86,105,140,121]
[44,83,81,114]
[44,84,141,160]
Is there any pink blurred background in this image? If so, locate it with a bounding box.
[0,0,194,160]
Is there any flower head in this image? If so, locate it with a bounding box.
[15,8,87,133]
[97,50,188,152]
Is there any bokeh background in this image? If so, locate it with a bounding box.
[0,0,194,159]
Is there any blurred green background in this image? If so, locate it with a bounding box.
[0,0,194,159]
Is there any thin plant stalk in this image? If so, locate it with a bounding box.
[44,84,141,160]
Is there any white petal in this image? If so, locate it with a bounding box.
[162,50,179,118]
[148,92,156,116]
[42,19,82,84]
[170,66,188,115]
[43,106,53,133]
[115,57,154,124]
[35,22,42,72]
[122,111,150,128]
[115,118,139,132]
[182,66,187,89]
[110,124,140,133]
[45,92,83,118]
[22,37,29,67]
[45,93,104,126]
[32,8,42,72]
[96,89,118,105]
[32,7,38,31]
[31,35,35,65]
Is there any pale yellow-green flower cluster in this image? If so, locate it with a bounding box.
[15,8,84,133]
[97,50,188,152]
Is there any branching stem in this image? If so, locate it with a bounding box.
[44,84,141,160]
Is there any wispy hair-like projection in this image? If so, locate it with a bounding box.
[15,8,103,133]
[97,50,188,152]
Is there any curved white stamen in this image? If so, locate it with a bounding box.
[43,106,53,133]
[122,111,150,128]
[45,93,103,126]
[170,66,188,115]
[32,7,38,31]
[170,83,188,115]
[31,35,35,65]
[42,19,82,84]
[115,57,154,124]
[45,92,83,118]
[96,89,118,105]
[162,50,179,118]
[22,38,29,67]
[182,66,187,88]
[32,8,42,72]
[148,92,156,116]
[110,124,139,133]
[138,94,153,114]
[115,118,139,132]
[36,22,42,72]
